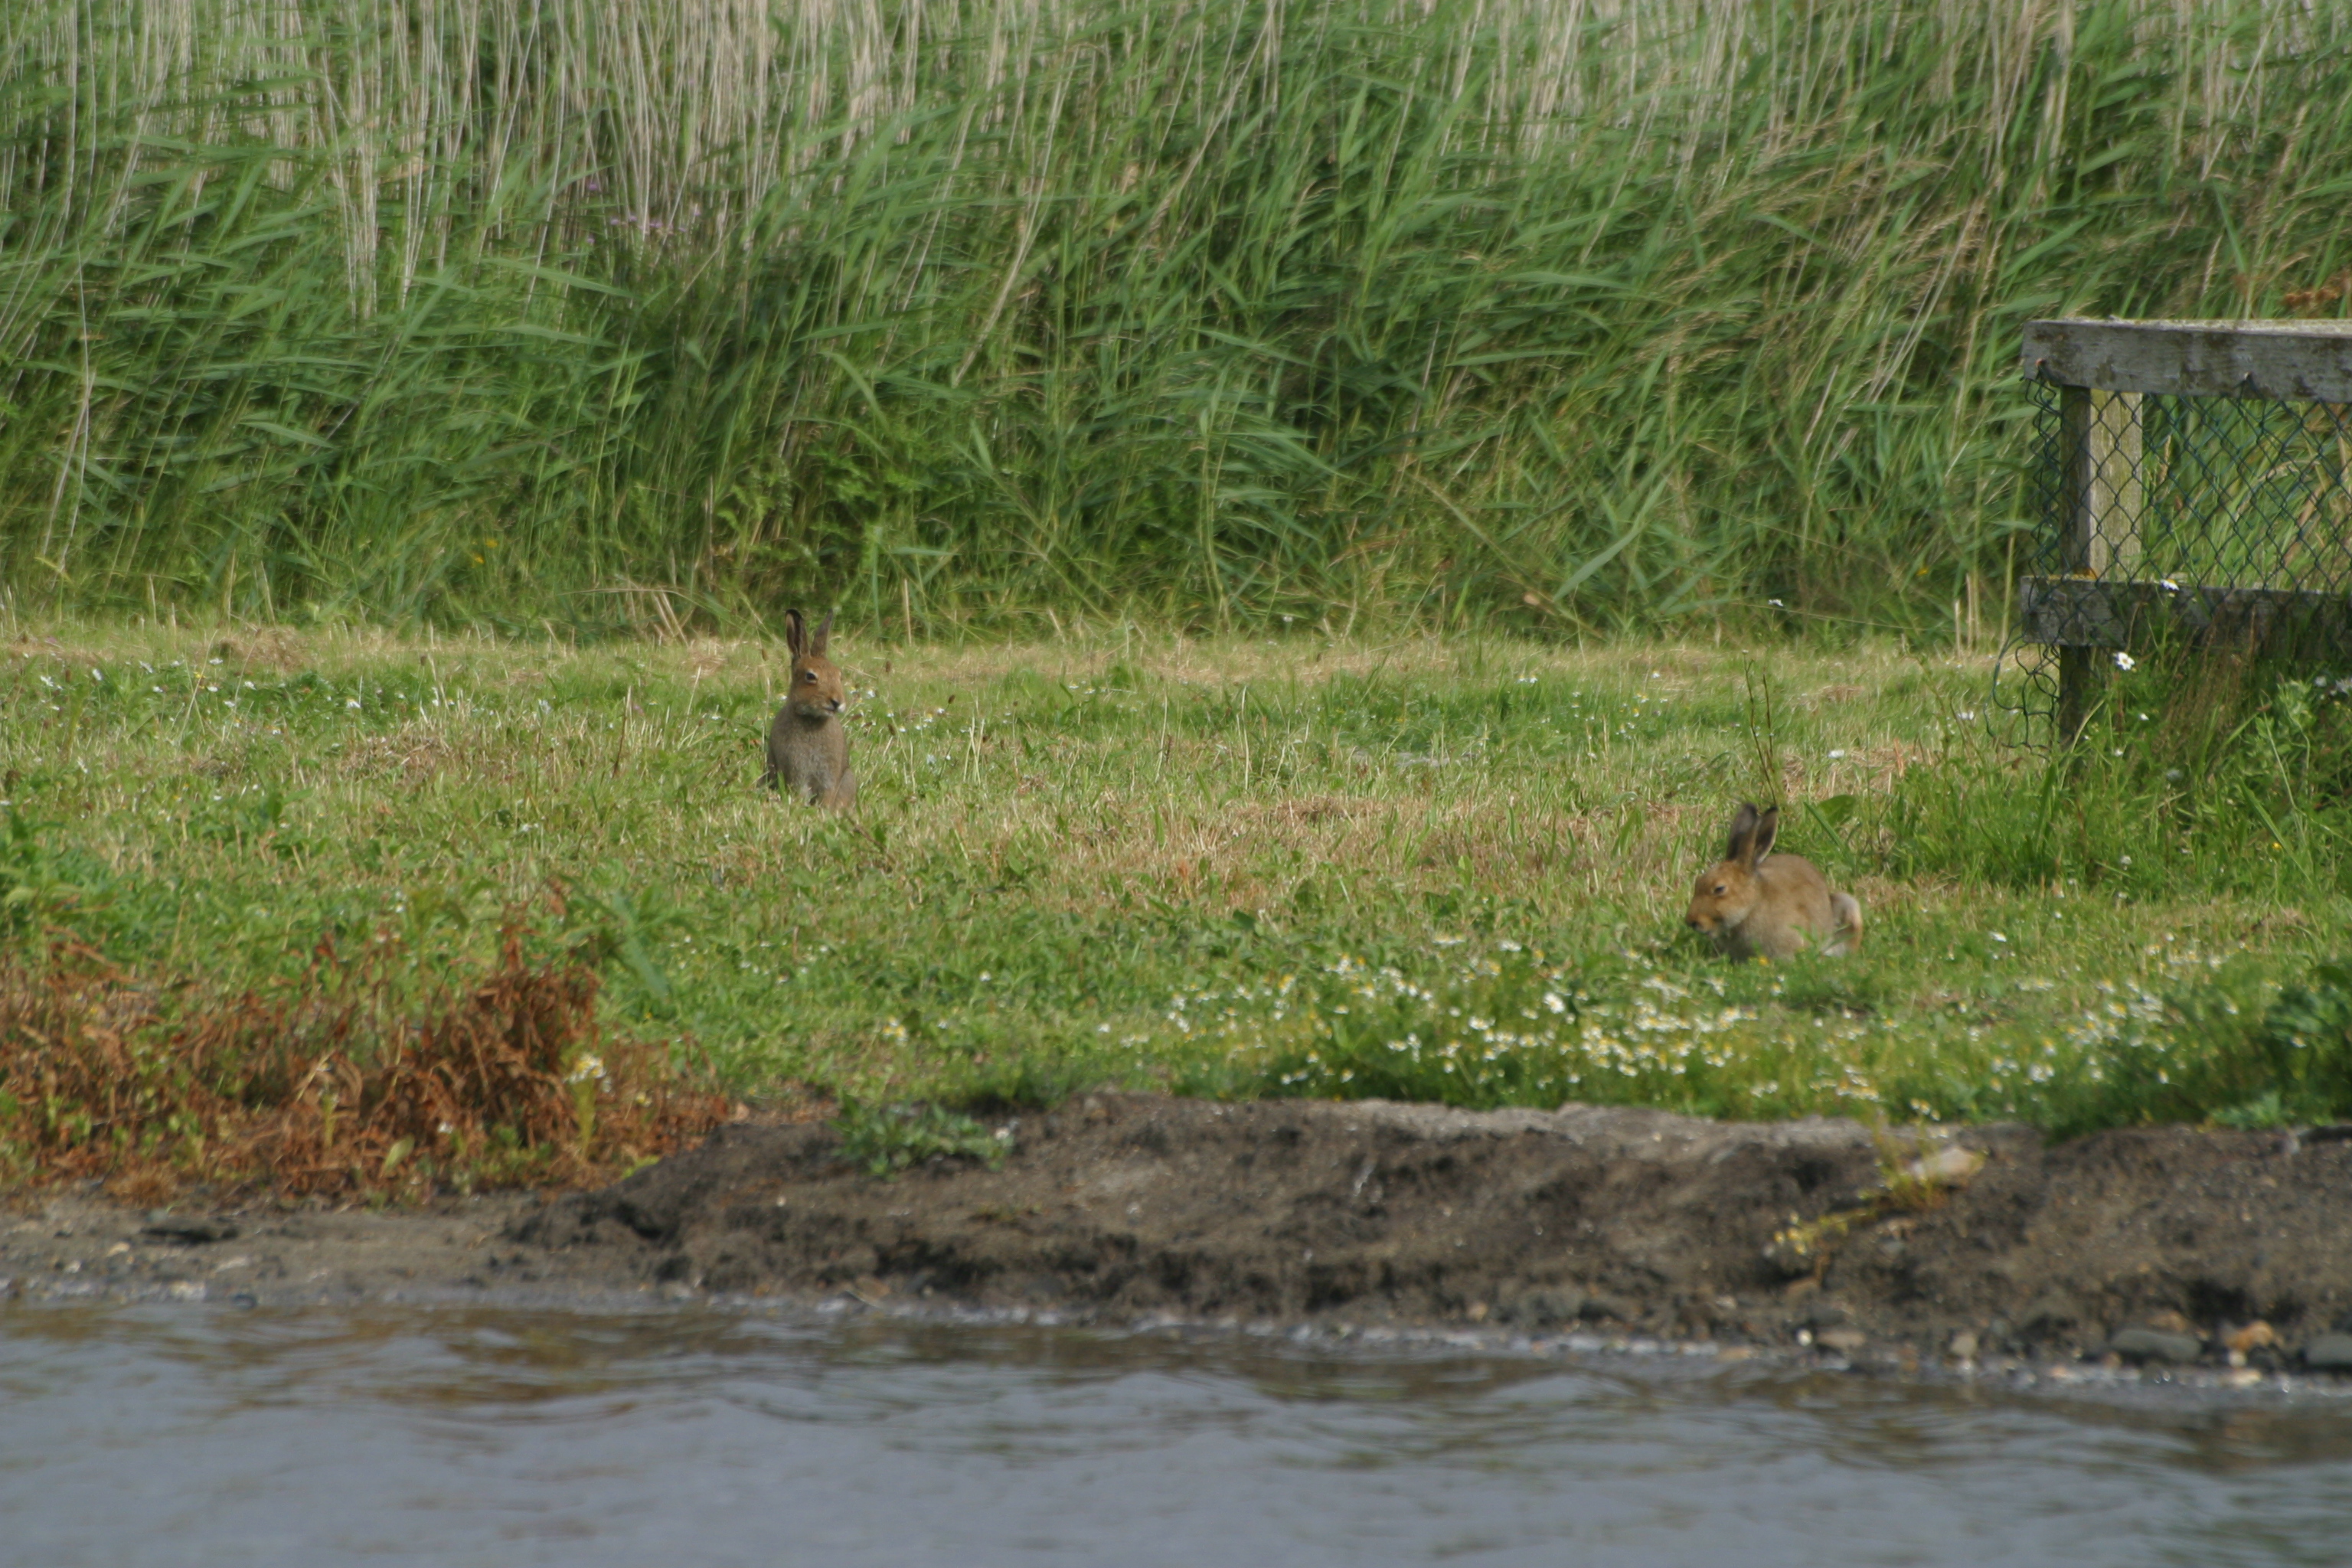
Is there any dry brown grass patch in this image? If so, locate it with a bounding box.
[211,630,310,673]
[0,923,727,1201]
[337,724,460,782]
[1237,794,1383,830]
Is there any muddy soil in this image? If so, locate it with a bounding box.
[517,1093,2352,1370]
[13,1094,2352,1376]
[0,1191,546,1307]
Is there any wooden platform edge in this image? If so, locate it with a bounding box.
[2019,577,2352,656]
[2022,318,2352,402]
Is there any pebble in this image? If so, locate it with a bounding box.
[1947,1331,1979,1360]
[2109,1328,2203,1365]
[1903,1146,1986,1187]
[2223,1321,2275,1366]
[1815,1328,1867,1354]
[2301,1333,2352,1372]
[1498,1288,1583,1328]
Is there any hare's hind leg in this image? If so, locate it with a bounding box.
[1824,893,1864,956]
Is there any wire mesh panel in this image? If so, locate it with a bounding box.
[2003,319,2352,745]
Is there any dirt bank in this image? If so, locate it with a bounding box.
[14,1094,2352,1377]
[519,1093,2352,1371]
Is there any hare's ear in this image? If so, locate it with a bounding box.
[813,608,834,655]
[1748,805,1780,866]
[784,609,807,658]
[1724,802,1760,863]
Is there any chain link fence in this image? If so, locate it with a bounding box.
[2001,320,2352,746]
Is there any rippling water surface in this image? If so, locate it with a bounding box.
[4,1303,2350,1566]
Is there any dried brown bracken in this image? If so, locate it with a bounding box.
[0,916,727,1200]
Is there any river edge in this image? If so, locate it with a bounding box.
[8,1093,2352,1393]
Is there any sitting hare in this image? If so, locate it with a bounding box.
[1684,802,1861,959]
[763,609,857,809]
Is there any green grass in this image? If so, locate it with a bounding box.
[11,618,2352,1153]
[7,1,2352,634]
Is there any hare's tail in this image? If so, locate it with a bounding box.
[1825,892,1864,956]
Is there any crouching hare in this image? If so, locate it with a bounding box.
[763,609,857,809]
[1684,802,1861,959]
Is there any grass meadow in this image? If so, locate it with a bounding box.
[13,5,2352,1196]
[11,617,2352,1192]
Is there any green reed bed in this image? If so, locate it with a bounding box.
[6,2,2352,635]
[8,622,2352,1181]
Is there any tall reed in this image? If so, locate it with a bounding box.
[5,0,2351,634]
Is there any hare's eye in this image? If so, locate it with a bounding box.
[802,671,815,681]
[1713,884,1726,897]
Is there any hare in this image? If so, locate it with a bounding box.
[763,609,856,809]
[1684,802,1861,959]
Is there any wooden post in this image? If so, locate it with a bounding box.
[2089,390,2142,578]
[2055,387,2140,743]
[2056,645,2097,750]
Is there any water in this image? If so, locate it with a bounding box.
[4,1303,2349,1567]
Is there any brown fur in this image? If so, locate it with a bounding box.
[1684,802,1861,959]
[763,609,856,809]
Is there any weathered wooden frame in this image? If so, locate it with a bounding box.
[2018,318,2352,742]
